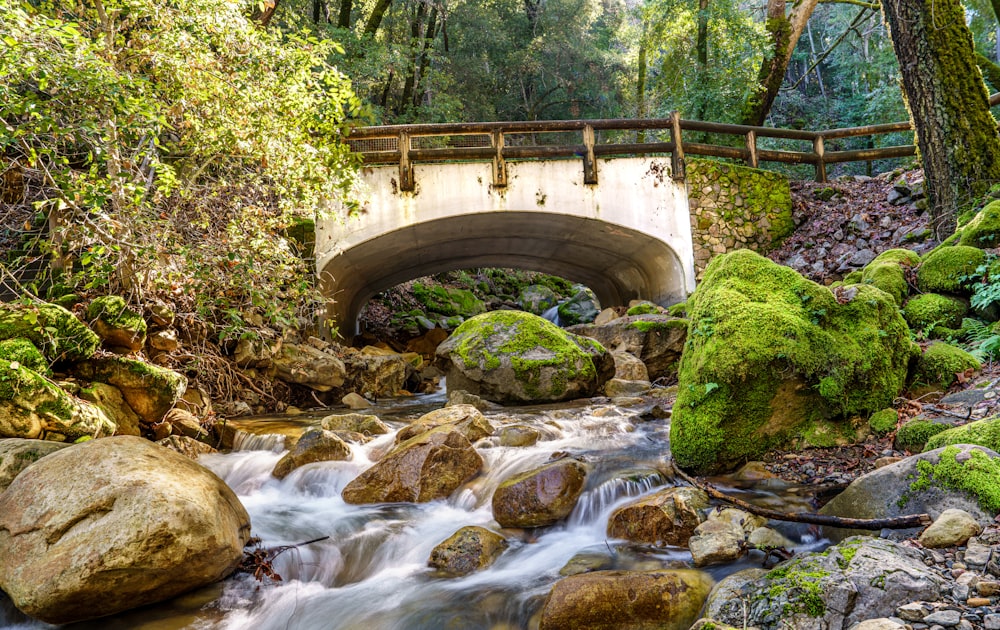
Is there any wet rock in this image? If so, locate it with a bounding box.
[342,426,483,504]
[688,516,746,567]
[820,446,999,542]
[273,343,347,392]
[77,381,141,436]
[86,296,147,353]
[0,438,69,492]
[321,413,390,436]
[0,436,251,624]
[492,457,587,527]
[437,311,614,405]
[603,378,650,397]
[557,288,601,325]
[919,509,983,548]
[0,361,116,441]
[538,569,713,630]
[428,526,508,576]
[606,486,708,546]
[498,425,541,447]
[703,568,768,620]
[708,537,945,630]
[272,428,352,479]
[612,351,649,382]
[341,392,371,409]
[73,356,186,424]
[518,284,559,315]
[157,435,217,459]
[396,404,494,444]
[446,389,493,410]
[568,314,687,380]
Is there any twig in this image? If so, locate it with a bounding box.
[670,460,932,530]
[922,405,972,421]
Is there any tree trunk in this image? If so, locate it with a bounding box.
[741,0,820,126]
[337,0,352,27]
[364,0,393,35]
[312,0,330,23]
[882,0,1000,238]
[692,0,710,121]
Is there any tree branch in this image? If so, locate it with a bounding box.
[819,0,879,8]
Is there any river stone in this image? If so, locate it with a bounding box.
[157,435,217,459]
[498,424,541,447]
[919,508,983,548]
[0,438,69,492]
[606,486,709,546]
[569,314,687,380]
[272,342,347,392]
[0,360,116,441]
[436,311,614,405]
[77,382,141,436]
[557,288,601,325]
[272,428,352,479]
[518,284,558,315]
[612,351,649,381]
[703,568,768,621]
[492,457,587,527]
[688,516,746,567]
[848,620,906,630]
[85,296,147,353]
[342,426,483,504]
[538,569,714,630]
[73,356,186,424]
[820,445,999,541]
[603,378,650,397]
[321,413,390,436]
[396,404,494,444]
[428,526,508,576]
[341,349,410,399]
[0,436,251,624]
[708,537,945,630]
[342,392,371,409]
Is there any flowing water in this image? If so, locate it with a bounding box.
[0,390,829,630]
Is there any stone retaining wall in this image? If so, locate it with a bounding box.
[687,159,794,275]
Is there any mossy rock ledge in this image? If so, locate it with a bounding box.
[670,250,912,475]
[0,302,99,363]
[435,311,614,404]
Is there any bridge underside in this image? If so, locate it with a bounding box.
[322,212,688,338]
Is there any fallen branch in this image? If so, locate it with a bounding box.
[238,535,331,582]
[669,460,932,530]
[921,405,972,421]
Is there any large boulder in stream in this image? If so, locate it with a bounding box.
[606,486,708,546]
[436,311,614,405]
[705,537,945,629]
[539,569,714,630]
[670,250,913,474]
[0,436,251,625]
[492,457,588,527]
[428,526,508,576]
[341,425,483,504]
[568,314,688,380]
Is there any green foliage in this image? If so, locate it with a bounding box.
[1,0,360,341]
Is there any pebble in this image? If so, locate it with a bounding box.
[985,614,1000,630]
[924,610,961,626]
[978,581,1000,596]
[966,597,990,606]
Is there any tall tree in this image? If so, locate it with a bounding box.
[882,0,1000,237]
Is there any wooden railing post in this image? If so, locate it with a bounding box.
[745,130,758,169]
[492,130,507,188]
[398,131,415,192]
[582,124,598,184]
[813,134,827,183]
[670,112,685,181]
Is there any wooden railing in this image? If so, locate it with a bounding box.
[346,95,1000,190]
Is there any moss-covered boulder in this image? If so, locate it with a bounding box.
[556,288,601,325]
[0,338,49,375]
[412,282,485,318]
[917,246,986,294]
[0,302,98,362]
[428,526,508,577]
[910,342,981,389]
[78,382,142,436]
[924,415,1000,451]
[518,284,558,315]
[858,249,919,307]
[670,250,912,474]
[0,360,116,441]
[895,417,952,452]
[569,315,687,380]
[73,356,187,424]
[902,293,968,333]
[539,569,713,630]
[85,296,147,352]
[868,408,898,436]
[436,311,614,405]
[959,200,1000,248]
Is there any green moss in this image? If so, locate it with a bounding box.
[872,248,921,267]
[836,540,861,568]
[628,318,689,333]
[917,246,986,294]
[412,283,486,318]
[924,415,1000,451]
[764,562,829,618]
[626,302,660,316]
[867,408,898,436]
[903,293,968,332]
[911,342,981,389]
[842,270,863,284]
[814,187,836,201]
[909,445,1000,512]
[0,302,99,362]
[958,200,1000,248]
[671,250,911,473]
[0,338,49,375]
[667,302,687,317]
[895,419,950,452]
[860,258,911,307]
[86,296,147,336]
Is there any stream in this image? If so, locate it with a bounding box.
[0,389,831,630]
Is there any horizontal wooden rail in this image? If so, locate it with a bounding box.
[346,94,1000,187]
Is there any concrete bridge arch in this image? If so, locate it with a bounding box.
[316,157,696,338]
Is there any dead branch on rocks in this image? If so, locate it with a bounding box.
[238,536,331,582]
[669,459,932,530]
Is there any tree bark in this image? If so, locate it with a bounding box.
[882,0,1000,238]
[364,0,393,35]
[741,0,820,126]
[337,0,352,27]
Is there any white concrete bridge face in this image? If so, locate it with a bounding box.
[316,157,697,337]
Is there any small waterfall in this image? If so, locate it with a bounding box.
[540,304,561,325]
